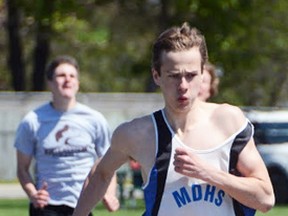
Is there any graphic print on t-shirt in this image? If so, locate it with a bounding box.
[43,123,91,157]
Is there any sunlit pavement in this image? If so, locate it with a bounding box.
[0,183,26,199]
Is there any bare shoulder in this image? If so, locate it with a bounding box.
[215,103,244,117]
[205,102,244,118]
[113,114,153,138]
[111,114,155,156]
[209,103,247,132]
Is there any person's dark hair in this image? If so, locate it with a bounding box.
[46,55,79,81]
[152,22,208,74]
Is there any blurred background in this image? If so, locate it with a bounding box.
[1,1,288,213]
[0,0,288,106]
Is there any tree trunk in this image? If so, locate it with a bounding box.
[6,0,25,91]
[145,0,170,92]
[32,28,50,91]
[32,0,54,91]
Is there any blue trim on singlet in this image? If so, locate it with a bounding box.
[241,203,256,216]
[143,166,158,216]
[230,121,256,216]
[143,110,172,216]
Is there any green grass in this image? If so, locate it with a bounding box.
[0,198,287,216]
[256,205,288,216]
[0,199,145,216]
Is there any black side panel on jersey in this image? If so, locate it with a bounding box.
[229,122,256,216]
[151,110,173,216]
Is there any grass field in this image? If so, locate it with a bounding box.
[0,199,145,216]
[0,198,287,216]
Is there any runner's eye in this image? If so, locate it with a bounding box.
[168,74,181,79]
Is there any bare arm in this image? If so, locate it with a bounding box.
[102,174,119,212]
[82,158,120,212]
[73,116,153,216]
[16,150,49,208]
[73,126,131,216]
[231,139,274,211]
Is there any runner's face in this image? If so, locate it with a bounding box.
[153,47,203,112]
[48,63,79,100]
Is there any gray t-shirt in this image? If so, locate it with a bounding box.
[14,102,111,208]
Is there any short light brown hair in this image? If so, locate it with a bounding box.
[152,22,208,74]
[204,61,219,97]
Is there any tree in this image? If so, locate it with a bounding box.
[6,0,25,90]
[32,0,55,91]
[2,0,288,106]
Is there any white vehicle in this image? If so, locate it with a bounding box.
[244,108,288,204]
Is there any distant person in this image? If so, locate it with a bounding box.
[72,23,274,216]
[198,61,219,101]
[128,158,143,207]
[14,55,119,216]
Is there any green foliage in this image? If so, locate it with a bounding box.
[1,0,288,105]
[0,1,10,90]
